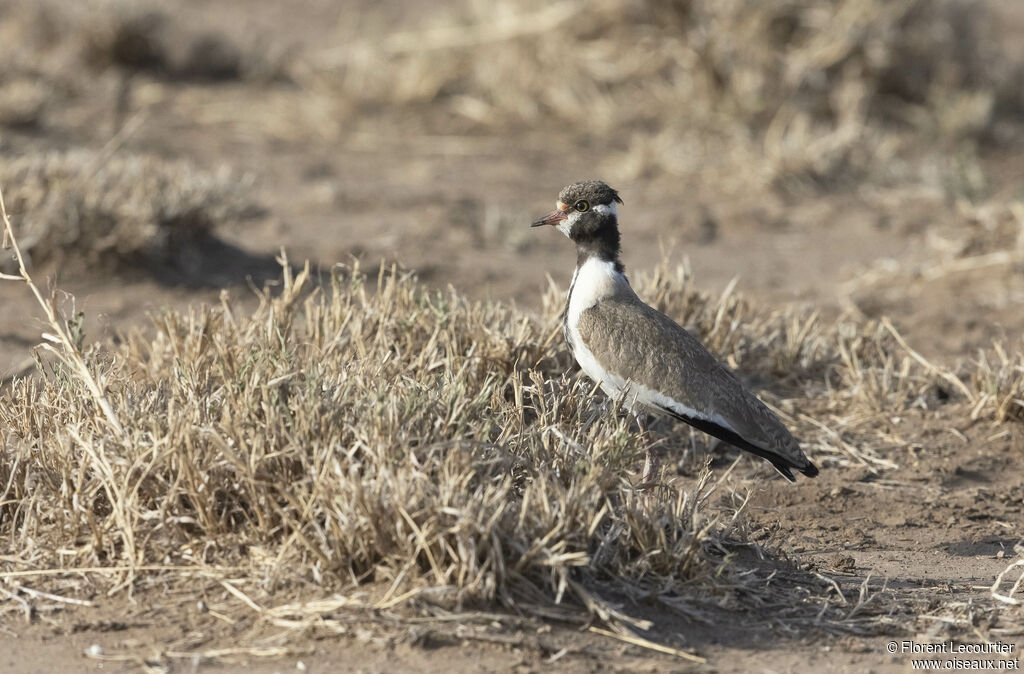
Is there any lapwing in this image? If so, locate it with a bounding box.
[532,180,818,483]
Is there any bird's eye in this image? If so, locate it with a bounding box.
[574,200,589,212]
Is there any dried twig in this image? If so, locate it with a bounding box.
[0,185,124,436]
[588,626,706,663]
[991,559,1024,606]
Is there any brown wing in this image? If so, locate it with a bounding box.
[576,296,818,480]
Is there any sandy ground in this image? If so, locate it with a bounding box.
[2,0,1024,671]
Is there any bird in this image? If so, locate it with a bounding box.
[531,180,818,483]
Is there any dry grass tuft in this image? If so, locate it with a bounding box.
[77,0,292,81]
[968,343,1024,423]
[1,207,736,635]
[0,0,290,85]
[845,197,1024,290]
[0,150,257,272]
[0,76,50,129]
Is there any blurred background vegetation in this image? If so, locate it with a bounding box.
[1,0,1022,359]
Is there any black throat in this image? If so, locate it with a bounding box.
[574,215,624,272]
[563,214,625,351]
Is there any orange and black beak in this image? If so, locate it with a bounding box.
[531,201,570,227]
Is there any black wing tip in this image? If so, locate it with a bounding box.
[654,404,819,482]
[774,464,797,482]
[770,454,815,479]
[770,458,818,482]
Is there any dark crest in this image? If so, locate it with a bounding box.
[558,180,623,207]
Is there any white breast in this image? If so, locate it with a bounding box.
[565,257,631,400]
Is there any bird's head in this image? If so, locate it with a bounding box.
[531,180,623,243]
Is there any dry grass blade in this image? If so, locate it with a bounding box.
[163,646,303,660]
[9,583,95,607]
[588,626,707,663]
